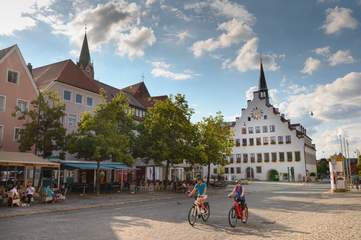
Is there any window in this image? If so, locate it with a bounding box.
[287,152,293,162]
[248,117,251,121]
[7,70,19,84]
[255,126,261,133]
[236,167,241,174]
[14,127,22,141]
[279,152,285,162]
[230,167,234,174]
[68,114,77,128]
[286,135,291,144]
[248,127,253,134]
[0,125,4,145]
[264,115,267,120]
[270,125,276,132]
[256,166,262,173]
[76,94,83,104]
[213,168,218,174]
[225,167,229,174]
[263,137,269,145]
[64,90,71,101]
[229,156,234,164]
[236,139,240,147]
[262,125,268,133]
[256,137,261,145]
[257,153,262,163]
[0,96,5,112]
[270,136,276,145]
[86,97,93,107]
[249,138,254,146]
[17,99,28,113]
[278,136,284,144]
[229,139,234,146]
[242,138,247,146]
[295,151,301,161]
[264,153,270,162]
[241,127,247,134]
[236,154,241,163]
[271,152,277,162]
[250,153,255,163]
[243,154,248,163]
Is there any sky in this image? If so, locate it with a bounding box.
[0,0,361,158]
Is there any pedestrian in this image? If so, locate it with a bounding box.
[25,182,35,207]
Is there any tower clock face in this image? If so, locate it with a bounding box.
[251,107,263,120]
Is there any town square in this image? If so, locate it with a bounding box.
[0,1,361,240]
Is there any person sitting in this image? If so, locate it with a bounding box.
[25,182,35,207]
[188,177,208,213]
[228,180,247,223]
[8,185,20,207]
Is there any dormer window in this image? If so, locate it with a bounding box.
[7,70,19,84]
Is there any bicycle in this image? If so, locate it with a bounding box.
[187,195,210,226]
[228,197,248,228]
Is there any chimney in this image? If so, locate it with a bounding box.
[27,63,33,76]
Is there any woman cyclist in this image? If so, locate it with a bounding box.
[228,180,247,223]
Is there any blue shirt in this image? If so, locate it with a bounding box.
[195,182,207,196]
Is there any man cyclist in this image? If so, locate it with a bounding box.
[228,180,246,223]
[188,176,208,213]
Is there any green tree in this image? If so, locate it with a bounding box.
[13,91,66,158]
[141,94,194,188]
[195,112,233,185]
[66,92,135,194]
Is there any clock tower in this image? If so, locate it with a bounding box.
[77,31,94,79]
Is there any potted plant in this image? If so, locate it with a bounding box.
[309,172,316,182]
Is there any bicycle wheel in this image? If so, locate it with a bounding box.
[188,205,197,226]
[228,207,237,228]
[201,202,210,222]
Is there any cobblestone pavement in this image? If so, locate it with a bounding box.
[0,182,360,240]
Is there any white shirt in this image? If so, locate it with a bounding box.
[26,186,35,195]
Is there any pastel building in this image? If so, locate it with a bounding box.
[0,45,38,152]
[206,62,317,182]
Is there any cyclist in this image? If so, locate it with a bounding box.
[228,180,246,223]
[188,176,208,213]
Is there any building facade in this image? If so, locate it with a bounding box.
[207,62,317,182]
[0,45,39,152]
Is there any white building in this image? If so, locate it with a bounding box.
[207,62,317,182]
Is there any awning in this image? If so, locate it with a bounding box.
[0,152,60,168]
[54,160,129,170]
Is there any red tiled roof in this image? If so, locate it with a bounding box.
[0,45,16,60]
[95,80,145,109]
[33,60,100,94]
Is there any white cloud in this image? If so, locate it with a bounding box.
[245,86,258,100]
[327,50,355,66]
[117,26,156,59]
[285,72,361,121]
[145,0,157,6]
[301,57,321,75]
[191,18,254,57]
[176,30,191,43]
[224,37,282,72]
[48,1,155,59]
[322,7,358,34]
[163,30,192,44]
[160,4,191,21]
[150,61,196,81]
[0,0,54,36]
[313,46,331,56]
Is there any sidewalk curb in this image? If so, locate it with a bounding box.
[0,195,178,219]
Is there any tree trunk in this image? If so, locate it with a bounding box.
[96,160,100,195]
[207,162,211,186]
[152,165,156,184]
[164,160,170,190]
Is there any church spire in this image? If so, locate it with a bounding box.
[77,27,94,79]
[78,32,91,67]
[258,57,269,102]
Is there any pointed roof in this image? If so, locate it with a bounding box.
[0,44,16,61]
[78,33,91,67]
[33,59,99,94]
[258,59,268,91]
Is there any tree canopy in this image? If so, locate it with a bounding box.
[14,91,66,158]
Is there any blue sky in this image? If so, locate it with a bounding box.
[1,0,361,158]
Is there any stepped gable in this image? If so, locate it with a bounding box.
[33,59,100,94]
